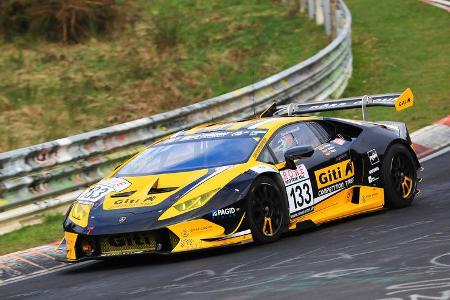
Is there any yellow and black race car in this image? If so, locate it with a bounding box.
[58,88,419,262]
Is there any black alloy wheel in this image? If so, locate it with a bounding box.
[391,152,415,199]
[383,143,418,208]
[246,176,285,243]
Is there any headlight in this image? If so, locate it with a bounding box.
[174,189,219,212]
[159,188,220,220]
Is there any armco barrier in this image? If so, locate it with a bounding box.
[0,0,352,233]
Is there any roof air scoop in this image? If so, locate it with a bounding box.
[148,179,178,194]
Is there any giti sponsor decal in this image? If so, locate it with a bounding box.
[314,159,355,189]
[394,88,414,111]
[316,177,354,197]
[103,196,156,210]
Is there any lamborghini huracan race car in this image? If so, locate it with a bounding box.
[58,88,420,262]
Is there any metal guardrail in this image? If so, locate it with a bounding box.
[0,0,352,232]
[419,0,450,12]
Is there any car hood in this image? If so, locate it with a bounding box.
[66,164,254,234]
[103,169,209,211]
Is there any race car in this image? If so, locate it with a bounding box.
[57,88,420,262]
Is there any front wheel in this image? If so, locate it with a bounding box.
[383,143,417,208]
[246,176,286,243]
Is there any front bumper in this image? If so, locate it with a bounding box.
[57,218,253,262]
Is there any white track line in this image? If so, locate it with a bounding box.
[0,261,92,287]
[419,145,450,163]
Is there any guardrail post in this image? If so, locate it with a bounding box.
[300,0,307,13]
[315,0,324,25]
[322,0,331,35]
[308,0,315,19]
[330,0,337,38]
[335,2,343,35]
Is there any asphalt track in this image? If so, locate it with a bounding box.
[1,151,450,300]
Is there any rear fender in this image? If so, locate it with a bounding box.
[376,121,411,143]
[386,139,421,170]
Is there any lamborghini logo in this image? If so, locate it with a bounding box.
[314,159,355,189]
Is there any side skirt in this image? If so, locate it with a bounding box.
[288,185,385,230]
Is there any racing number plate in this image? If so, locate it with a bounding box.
[280,164,314,218]
[77,178,131,203]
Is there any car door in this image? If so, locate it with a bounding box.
[258,121,355,220]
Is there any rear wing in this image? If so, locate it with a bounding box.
[261,88,414,121]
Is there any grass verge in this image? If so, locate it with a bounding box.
[0,215,64,255]
[0,0,329,151]
[322,0,450,130]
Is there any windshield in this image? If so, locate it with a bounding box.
[116,130,267,176]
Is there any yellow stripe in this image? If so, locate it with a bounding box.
[227,212,246,236]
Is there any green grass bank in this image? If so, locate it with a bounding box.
[324,0,450,129]
[0,0,328,152]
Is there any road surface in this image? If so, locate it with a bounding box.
[1,151,450,300]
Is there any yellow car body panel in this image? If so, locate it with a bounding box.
[289,186,384,229]
[102,169,208,210]
[68,202,91,228]
[64,232,78,261]
[169,219,252,252]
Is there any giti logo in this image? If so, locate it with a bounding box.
[314,159,355,189]
[394,88,414,112]
[103,196,156,210]
[397,98,411,107]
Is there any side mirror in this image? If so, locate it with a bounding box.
[284,145,314,170]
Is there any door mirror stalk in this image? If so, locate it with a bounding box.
[284,146,314,170]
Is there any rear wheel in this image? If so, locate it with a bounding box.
[246,176,285,243]
[383,143,417,208]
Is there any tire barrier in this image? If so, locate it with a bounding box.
[0,0,352,231]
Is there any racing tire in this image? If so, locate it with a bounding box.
[246,176,286,244]
[383,143,417,209]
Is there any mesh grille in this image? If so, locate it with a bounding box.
[100,232,157,254]
[168,230,180,248]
